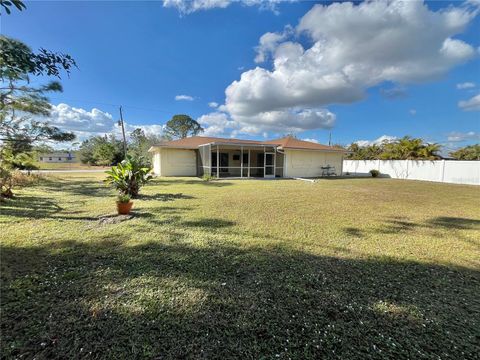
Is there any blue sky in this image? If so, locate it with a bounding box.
[1,0,479,151]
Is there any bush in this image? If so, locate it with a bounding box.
[369,169,380,178]
[0,168,42,198]
[202,173,215,181]
[117,194,131,203]
[104,156,152,197]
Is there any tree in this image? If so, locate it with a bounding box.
[0,35,77,148]
[79,135,124,166]
[128,128,169,166]
[450,144,480,160]
[346,136,441,160]
[0,0,26,15]
[164,114,203,139]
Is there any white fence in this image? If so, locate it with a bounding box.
[342,160,480,185]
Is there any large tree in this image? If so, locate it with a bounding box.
[164,114,203,139]
[0,35,77,152]
[450,144,480,160]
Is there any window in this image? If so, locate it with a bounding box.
[40,157,43,161]
[49,157,52,161]
[58,157,62,161]
[233,154,240,161]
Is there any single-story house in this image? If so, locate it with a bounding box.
[148,136,347,178]
[39,152,75,163]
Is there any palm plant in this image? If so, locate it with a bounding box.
[104,156,152,197]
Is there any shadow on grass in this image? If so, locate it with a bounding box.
[1,239,479,359]
[343,216,480,241]
[153,178,233,187]
[136,193,196,201]
[0,195,63,220]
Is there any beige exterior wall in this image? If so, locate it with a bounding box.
[152,148,197,176]
[284,149,343,178]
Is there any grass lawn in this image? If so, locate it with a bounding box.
[1,174,479,359]
[33,162,110,170]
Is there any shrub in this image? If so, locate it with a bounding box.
[0,167,13,198]
[117,194,131,203]
[0,168,42,198]
[202,173,215,181]
[104,156,152,197]
[370,169,380,178]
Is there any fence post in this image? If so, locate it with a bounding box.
[441,159,446,183]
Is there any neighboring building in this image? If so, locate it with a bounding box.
[148,136,347,178]
[38,153,75,163]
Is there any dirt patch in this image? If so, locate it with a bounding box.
[98,214,134,225]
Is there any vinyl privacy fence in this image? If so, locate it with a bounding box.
[342,160,480,185]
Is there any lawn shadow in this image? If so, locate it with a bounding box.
[0,195,63,220]
[153,178,233,187]
[426,216,480,230]
[342,216,480,249]
[1,239,479,359]
[136,193,196,201]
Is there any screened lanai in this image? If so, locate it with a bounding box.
[197,142,284,178]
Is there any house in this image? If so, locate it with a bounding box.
[38,152,75,163]
[148,136,347,178]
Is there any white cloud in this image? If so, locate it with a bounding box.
[447,131,480,142]
[409,109,417,116]
[254,26,292,63]
[457,82,476,89]
[175,94,194,101]
[458,93,480,111]
[163,0,289,15]
[199,107,335,136]
[302,138,319,143]
[218,0,478,136]
[197,112,238,137]
[380,86,408,100]
[47,103,115,138]
[208,101,219,108]
[355,135,398,147]
[40,103,164,144]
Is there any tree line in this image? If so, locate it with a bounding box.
[346,136,479,160]
[79,114,204,166]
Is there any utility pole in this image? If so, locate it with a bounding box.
[329,132,332,147]
[118,106,127,159]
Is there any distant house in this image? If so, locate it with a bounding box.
[148,136,347,178]
[38,152,75,163]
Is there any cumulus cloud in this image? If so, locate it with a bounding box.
[197,112,238,137]
[457,82,476,89]
[208,101,219,108]
[302,138,319,143]
[409,109,417,116]
[215,1,478,136]
[40,103,164,144]
[458,94,480,111]
[175,94,194,101]
[47,103,115,139]
[355,135,398,147]
[447,131,480,142]
[163,0,288,15]
[254,26,293,63]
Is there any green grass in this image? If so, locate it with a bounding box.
[34,162,109,170]
[1,174,479,359]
